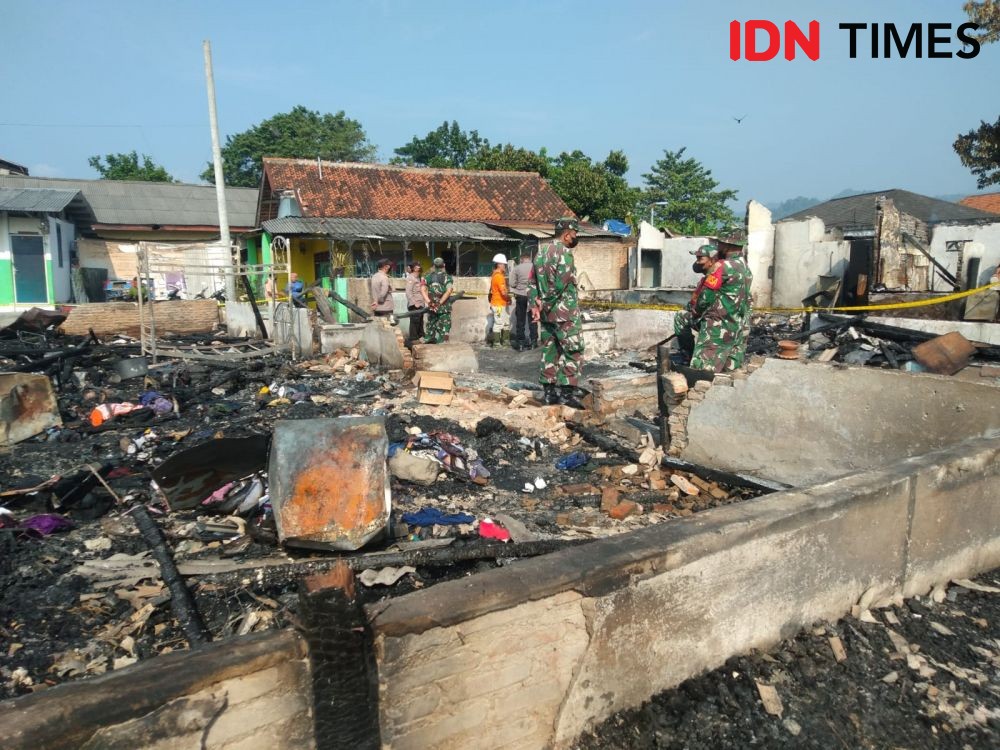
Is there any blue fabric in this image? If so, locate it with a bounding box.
[555,451,589,470]
[402,508,475,526]
[602,219,632,236]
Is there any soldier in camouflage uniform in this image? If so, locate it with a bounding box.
[688,241,750,373]
[673,243,721,363]
[718,236,753,370]
[422,257,454,344]
[528,217,585,408]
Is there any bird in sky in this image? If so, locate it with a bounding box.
[733,115,747,124]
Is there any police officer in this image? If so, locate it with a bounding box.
[528,217,585,408]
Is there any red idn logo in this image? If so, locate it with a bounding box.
[730,20,821,61]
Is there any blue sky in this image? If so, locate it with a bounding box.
[2,0,997,207]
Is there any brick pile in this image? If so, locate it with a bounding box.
[60,300,220,337]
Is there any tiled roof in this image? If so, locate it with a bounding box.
[0,175,258,228]
[960,193,1000,215]
[782,189,998,229]
[262,217,514,242]
[259,158,573,225]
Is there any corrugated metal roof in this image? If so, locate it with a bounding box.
[262,217,515,242]
[0,175,258,227]
[0,187,81,212]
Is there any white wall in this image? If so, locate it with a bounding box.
[773,217,851,308]
[746,200,775,307]
[929,221,1000,290]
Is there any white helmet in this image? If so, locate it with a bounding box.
[492,253,508,265]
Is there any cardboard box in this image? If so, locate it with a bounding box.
[416,371,454,405]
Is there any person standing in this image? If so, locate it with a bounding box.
[528,217,585,408]
[717,235,753,370]
[404,262,428,342]
[672,243,720,363]
[369,259,395,318]
[486,253,511,348]
[423,257,455,344]
[509,243,537,351]
[287,272,306,308]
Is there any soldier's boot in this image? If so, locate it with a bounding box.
[543,384,560,405]
[499,330,509,347]
[558,386,586,410]
[486,331,495,348]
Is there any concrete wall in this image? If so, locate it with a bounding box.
[366,433,1000,749]
[865,316,1000,346]
[773,216,851,308]
[681,358,1000,486]
[0,630,314,750]
[61,299,220,337]
[573,237,629,291]
[611,308,677,350]
[746,200,775,307]
[930,221,1000,291]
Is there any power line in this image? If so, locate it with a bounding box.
[0,122,203,128]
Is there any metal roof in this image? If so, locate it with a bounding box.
[0,175,258,228]
[0,187,81,212]
[782,189,999,229]
[262,217,515,242]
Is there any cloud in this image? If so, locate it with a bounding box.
[29,163,63,177]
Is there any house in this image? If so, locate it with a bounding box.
[771,189,1000,309]
[0,186,91,306]
[0,174,257,304]
[961,192,1000,216]
[0,158,29,176]
[255,158,629,290]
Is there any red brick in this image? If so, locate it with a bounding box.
[608,500,638,520]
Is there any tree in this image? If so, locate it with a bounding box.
[640,148,738,235]
[88,151,174,182]
[392,121,486,168]
[203,106,377,187]
[548,150,640,223]
[954,2,1000,187]
[465,143,550,175]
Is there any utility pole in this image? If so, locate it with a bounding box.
[203,40,235,302]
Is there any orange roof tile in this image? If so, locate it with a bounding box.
[960,193,1000,215]
[259,158,573,225]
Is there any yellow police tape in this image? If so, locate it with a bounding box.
[577,281,1000,315]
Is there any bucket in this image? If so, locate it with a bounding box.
[114,357,149,380]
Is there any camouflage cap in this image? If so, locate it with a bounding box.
[554,217,580,234]
[717,230,746,247]
[432,257,445,267]
[690,243,719,258]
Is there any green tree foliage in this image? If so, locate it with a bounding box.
[641,147,738,235]
[548,150,640,223]
[953,2,1000,187]
[88,151,174,182]
[203,106,377,187]
[465,143,551,175]
[392,121,485,168]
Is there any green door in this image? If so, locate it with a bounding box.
[12,235,47,303]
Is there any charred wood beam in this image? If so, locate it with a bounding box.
[785,316,862,342]
[131,505,211,648]
[240,274,269,339]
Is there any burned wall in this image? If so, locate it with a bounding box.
[366,433,1000,749]
[772,217,850,308]
[876,197,931,291]
[680,358,1000,486]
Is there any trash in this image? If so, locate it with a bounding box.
[755,681,783,717]
[151,435,270,510]
[479,518,511,542]
[416,371,455,406]
[89,402,143,428]
[389,451,440,486]
[534,477,547,490]
[928,621,956,637]
[912,332,977,375]
[475,417,505,438]
[0,373,62,445]
[522,483,535,493]
[829,636,847,662]
[19,513,74,536]
[359,565,417,587]
[555,451,589,471]
[401,508,475,527]
[492,513,538,543]
[268,417,390,551]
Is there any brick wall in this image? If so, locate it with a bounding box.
[77,238,140,280]
[61,300,219,337]
[574,238,629,291]
[0,630,314,750]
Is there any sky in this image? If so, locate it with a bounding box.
[2,0,998,209]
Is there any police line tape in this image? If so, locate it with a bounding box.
[577,281,1000,315]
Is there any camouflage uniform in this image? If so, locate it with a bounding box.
[528,229,584,387]
[422,265,454,344]
[689,257,748,372]
[725,252,753,370]
[674,245,720,360]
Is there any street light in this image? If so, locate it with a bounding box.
[649,201,669,225]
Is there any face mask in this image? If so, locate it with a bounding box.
[692,261,703,274]
[565,236,578,248]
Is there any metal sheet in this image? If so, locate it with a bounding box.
[152,435,270,510]
[0,373,62,445]
[268,417,390,551]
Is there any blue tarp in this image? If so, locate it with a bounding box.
[602,219,632,236]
